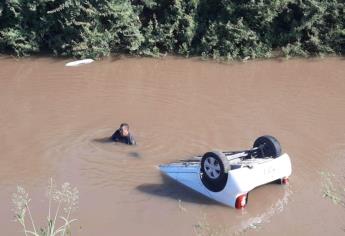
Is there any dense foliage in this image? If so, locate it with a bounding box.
[0,0,344,59]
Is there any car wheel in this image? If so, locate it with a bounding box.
[201,151,230,192]
[253,135,282,158]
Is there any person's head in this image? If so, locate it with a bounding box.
[119,123,130,136]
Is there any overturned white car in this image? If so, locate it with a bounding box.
[159,135,292,209]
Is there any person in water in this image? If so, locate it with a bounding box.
[111,123,136,145]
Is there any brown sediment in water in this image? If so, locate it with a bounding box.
[0,56,345,236]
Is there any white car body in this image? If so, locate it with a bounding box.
[159,153,292,208]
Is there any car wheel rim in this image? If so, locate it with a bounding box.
[204,157,221,179]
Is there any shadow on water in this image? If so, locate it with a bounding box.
[92,137,142,158]
[92,137,113,143]
[128,152,141,158]
[136,174,223,206]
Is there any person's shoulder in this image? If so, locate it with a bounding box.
[111,129,121,140]
[114,128,121,134]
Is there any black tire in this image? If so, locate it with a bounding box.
[253,135,282,158]
[200,151,230,192]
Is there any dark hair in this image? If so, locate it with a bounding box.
[120,123,129,129]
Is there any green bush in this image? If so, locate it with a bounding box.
[0,0,344,59]
[198,19,271,60]
[275,0,344,57]
[135,0,199,56]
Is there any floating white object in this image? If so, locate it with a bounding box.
[65,59,94,67]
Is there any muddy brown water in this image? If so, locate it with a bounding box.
[1,56,345,236]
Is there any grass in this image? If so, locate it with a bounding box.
[194,215,228,236]
[321,171,345,208]
[12,178,79,236]
[178,199,187,213]
[193,214,228,236]
[176,199,227,236]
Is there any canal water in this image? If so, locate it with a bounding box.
[0,56,344,235]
